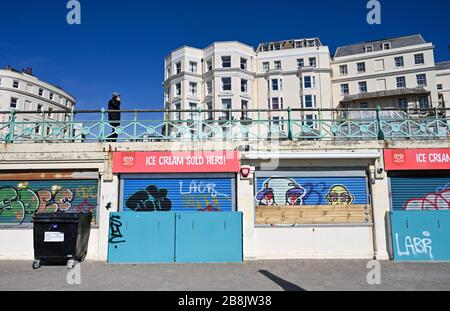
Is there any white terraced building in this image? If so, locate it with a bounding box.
[0,66,76,140]
[163,38,333,139]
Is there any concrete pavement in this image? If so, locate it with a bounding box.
[0,260,449,291]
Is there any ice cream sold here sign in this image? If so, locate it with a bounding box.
[112,151,240,173]
[384,149,450,170]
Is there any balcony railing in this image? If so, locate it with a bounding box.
[0,107,449,143]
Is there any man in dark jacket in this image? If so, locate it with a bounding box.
[108,92,121,141]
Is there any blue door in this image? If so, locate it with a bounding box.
[108,212,176,263]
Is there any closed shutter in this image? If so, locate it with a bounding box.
[0,179,99,224]
[122,177,234,212]
[255,176,369,206]
[390,177,450,211]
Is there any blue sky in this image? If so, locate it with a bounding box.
[1,0,449,110]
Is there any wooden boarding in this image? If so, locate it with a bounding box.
[256,205,373,225]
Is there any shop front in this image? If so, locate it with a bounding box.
[385,149,450,261]
[109,150,243,263]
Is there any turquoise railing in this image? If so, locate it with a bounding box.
[0,107,448,143]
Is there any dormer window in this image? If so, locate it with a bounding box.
[382,42,391,50]
[365,45,373,53]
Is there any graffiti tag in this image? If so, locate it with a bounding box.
[109,215,126,245]
[179,180,229,199]
[395,231,433,260]
[125,185,172,212]
[404,189,450,211]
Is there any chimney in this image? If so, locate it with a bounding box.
[22,67,33,75]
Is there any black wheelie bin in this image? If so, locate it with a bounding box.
[32,212,92,269]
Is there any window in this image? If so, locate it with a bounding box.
[174,103,181,120]
[189,102,198,120]
[382,42,391,50]
[297,59,304,69]
[360,103,369,109]
[189,62,198,73]
[240,58,248,70]
[309,57,316,67]
[206,81,213,95]
[365,45,373,53]
[166,66,171,78]
[357,62,366,73]
[206,59,213,71]
[175,83,181,96]
[395,56,404,67]
[49,92,54,101]
[414,53,425,65]
[274,61,282,70]
[417,74,427,86]
[10,97,18,109]
[339,65,348,75]
[341,84,349,95]
[398,98,408,110]
[271,79,279,91]
[272,117,285,131]
[263,62,270,71]
[222,56,231,68]
[396,76,406,88]
[12,80,19,88]
[418,96,429,109]
[437,84,443,90]
[221,99,232,119]
[304,95,314,108]
[206,102,213,120]
[37,104,43,111]
[359,81,368,93]
[189,82,197,96]
[241,100,249,119]
[241,79,248,93]
[303,76,313,88]
[48,107,54,119]
[221,77,232,91]
[38,88,44,96]
[176,62,181,74]
[272,97,283,110]
[305,114,315,127]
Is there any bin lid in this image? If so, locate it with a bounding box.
[32,212,92,223]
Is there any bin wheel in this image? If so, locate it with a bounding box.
[32,260,41,270]
[67,260,76,269]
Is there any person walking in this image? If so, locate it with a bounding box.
[108,92,121,141]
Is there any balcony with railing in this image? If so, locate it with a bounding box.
[0,107,449,144]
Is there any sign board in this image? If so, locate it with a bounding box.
[384,149,450,171]
[113,151,240,174]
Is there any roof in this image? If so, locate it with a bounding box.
[341,87,429,103]
[334,34,427,58]
[436,61,450,71]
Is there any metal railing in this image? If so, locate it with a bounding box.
[0,107,449,143]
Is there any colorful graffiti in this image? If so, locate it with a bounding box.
[256,177,367,207]
[125,185,173,212]
[326,185,355,206]
[123,178,233,212]
[0,180,98,224]
[404,189,450,211]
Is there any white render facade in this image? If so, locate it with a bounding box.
[164,35,448,125]
[0,67,76,138]
[331,35,440,110]
[163,39,333,138]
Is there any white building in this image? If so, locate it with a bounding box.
[0,66,76,140]
[163,38,333,139]
[437,61,450,109]
[331,35,439,110]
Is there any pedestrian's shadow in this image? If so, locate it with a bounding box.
[259,270,306,291]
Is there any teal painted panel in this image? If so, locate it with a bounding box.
[175,212,243,263]
[391,211,450,261]
[108,212,176,263]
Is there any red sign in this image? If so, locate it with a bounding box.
[113,151,240,174]
[384,149,450,171]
